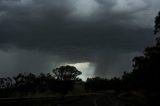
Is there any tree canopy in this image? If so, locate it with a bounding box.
[154,12,160,34]
[52,65,82,81]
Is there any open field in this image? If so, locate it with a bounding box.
[0,91,158,106]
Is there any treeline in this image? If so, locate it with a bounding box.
[85,77,121,92]
[85,67,160,92]
[0,65,82,98]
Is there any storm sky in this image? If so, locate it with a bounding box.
[0,0,159,80]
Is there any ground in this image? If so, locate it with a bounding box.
[0,91,152,106]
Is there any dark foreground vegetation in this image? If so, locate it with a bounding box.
[0,65,82,97]
[0,12,160,106]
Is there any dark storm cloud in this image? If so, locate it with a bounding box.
[0,0,159,78]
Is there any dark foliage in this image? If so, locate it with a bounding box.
[154,12,160,34]
[13,73,37,93]
[52,65,82,81]
[0,77,13,97]
[0,65,82,98]
[85,77,108,91]
[85,77,121,92]
[122,39,160,91]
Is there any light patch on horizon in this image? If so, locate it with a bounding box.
[65,62,95,81]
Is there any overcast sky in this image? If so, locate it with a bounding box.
[0,0,160,80]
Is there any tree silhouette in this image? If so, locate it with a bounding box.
[52,65,82,81]
[0,77,12,97]
[52,65,82,95]
[132,42,160,90]
[154,12,160,34]
[13,73,37,93]
[36,73,48,92]
[85,77,122,92]
[85,77,109,92]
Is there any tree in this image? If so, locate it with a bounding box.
[52,65,82,81]
[52,65,82,95]
[154,11,160,34]
[131,43,160,91]
[85,77,109,92]
[0,77,12,97]
[13,73,37,93]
